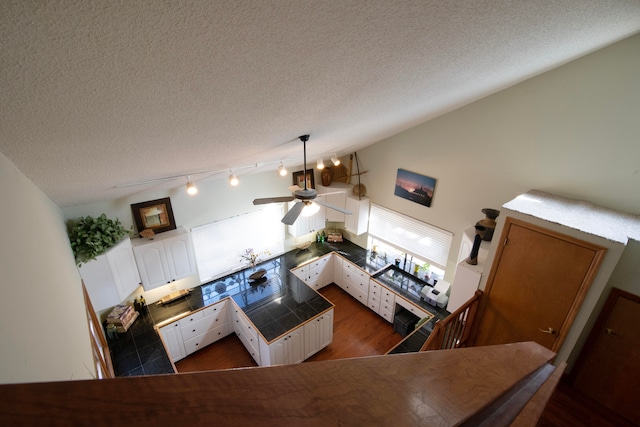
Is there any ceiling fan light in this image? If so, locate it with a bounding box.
[331,154,340,166]
[186,178,198,195]
[229,171,239,186]
[278,162,287,177]
[316,158,325,170]
[301,202,320,217]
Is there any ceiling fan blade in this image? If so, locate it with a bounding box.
[253,196,295,205]
[314,199,353,215]
[281,201,304,225]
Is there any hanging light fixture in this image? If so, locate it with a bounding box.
[316,158,325,170]
[185,177,198,195]
[301,201,320,217]
[228,170,239,186]
[278,161,288,177]
[331,154,340,166]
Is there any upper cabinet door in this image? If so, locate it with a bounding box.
[133,227,197,290]
[345,196,370,235]
[134,240,171,290]
[106,238,141,301]
[164,232,196,281]
[325,192,346,222]
[80,237,141,311]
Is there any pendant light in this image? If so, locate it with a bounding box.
[316,158,325,170]
[331,154,340,166]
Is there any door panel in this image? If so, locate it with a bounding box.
[572,288,640,425]
[474,218,605,351]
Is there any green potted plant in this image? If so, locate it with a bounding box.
[68,214,131,266]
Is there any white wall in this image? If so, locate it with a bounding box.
[356,33,640,280]
[63,170,304,305]
[355,34,640,367]
[0,152,95,384]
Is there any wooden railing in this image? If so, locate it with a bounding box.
[420,290,483,352]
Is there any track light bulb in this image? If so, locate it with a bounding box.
[331,154,340,166]
[229,171,239,186]
[317,158,325,170]
[186,178,198,195]
[278,162,287,177]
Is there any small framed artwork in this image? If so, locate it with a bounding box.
[131,197,176,234]
[394,168,437,207]
[292,169,315,189]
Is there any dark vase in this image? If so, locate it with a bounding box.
[321,168,332,186]
[476,208,500,241]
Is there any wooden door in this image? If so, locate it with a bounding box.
[473,218,605,351]
[571,288,640,425]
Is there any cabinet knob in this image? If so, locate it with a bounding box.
[192,329,196,332]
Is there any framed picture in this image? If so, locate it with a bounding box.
[394,168,436,207]
[131,197,176,234]
[292,169,315,189]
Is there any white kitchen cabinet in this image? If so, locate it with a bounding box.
[79,237,141,312]
[317,184,348,223]
[159,320,187,363]
[159,300,230,362]
[303,309,334,359]
[345,196,370,235]
[332,254,343,284]
[231,303,261,364]
[132,227,196,290]
[295,254,333,290]
[367,280,381,313]
[324,192,347,222]
[368,278,396,323]
[181,301,229,356]
[260,327,305,366]
[378,285,396,323]
[286,198,326,237]
[341,260,369,305]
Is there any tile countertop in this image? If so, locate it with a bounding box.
[147,240,447,337]
[110,240,450,376]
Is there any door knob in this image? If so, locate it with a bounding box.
[605,328,616,336]
[538,327,556,335]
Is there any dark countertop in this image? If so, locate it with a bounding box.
[110,240,450,376]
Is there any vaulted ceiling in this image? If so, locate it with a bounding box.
[2,1,639,207]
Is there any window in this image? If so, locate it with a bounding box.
[191,205,285,283]
[368,204,452,270]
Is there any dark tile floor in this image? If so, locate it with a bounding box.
[107,310,174,376]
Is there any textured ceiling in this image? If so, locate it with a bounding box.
[2,1,640,207]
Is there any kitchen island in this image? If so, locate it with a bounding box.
[108,240,450,376]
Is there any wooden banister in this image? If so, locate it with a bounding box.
[420,290,482,352]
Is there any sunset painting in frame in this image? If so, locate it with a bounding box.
[394,168,436,207]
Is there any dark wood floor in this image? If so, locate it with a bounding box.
[175,284,627,426]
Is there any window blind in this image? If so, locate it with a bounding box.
[368,204,452,270]
[191,205,285,283]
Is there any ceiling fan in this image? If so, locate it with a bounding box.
[253,134,352,225]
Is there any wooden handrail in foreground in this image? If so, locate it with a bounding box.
[420,290,483,352]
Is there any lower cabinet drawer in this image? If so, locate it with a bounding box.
[367,295,380,312]
[184,323,230,355]
[236,329,260,364]
[379,308,394,323]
